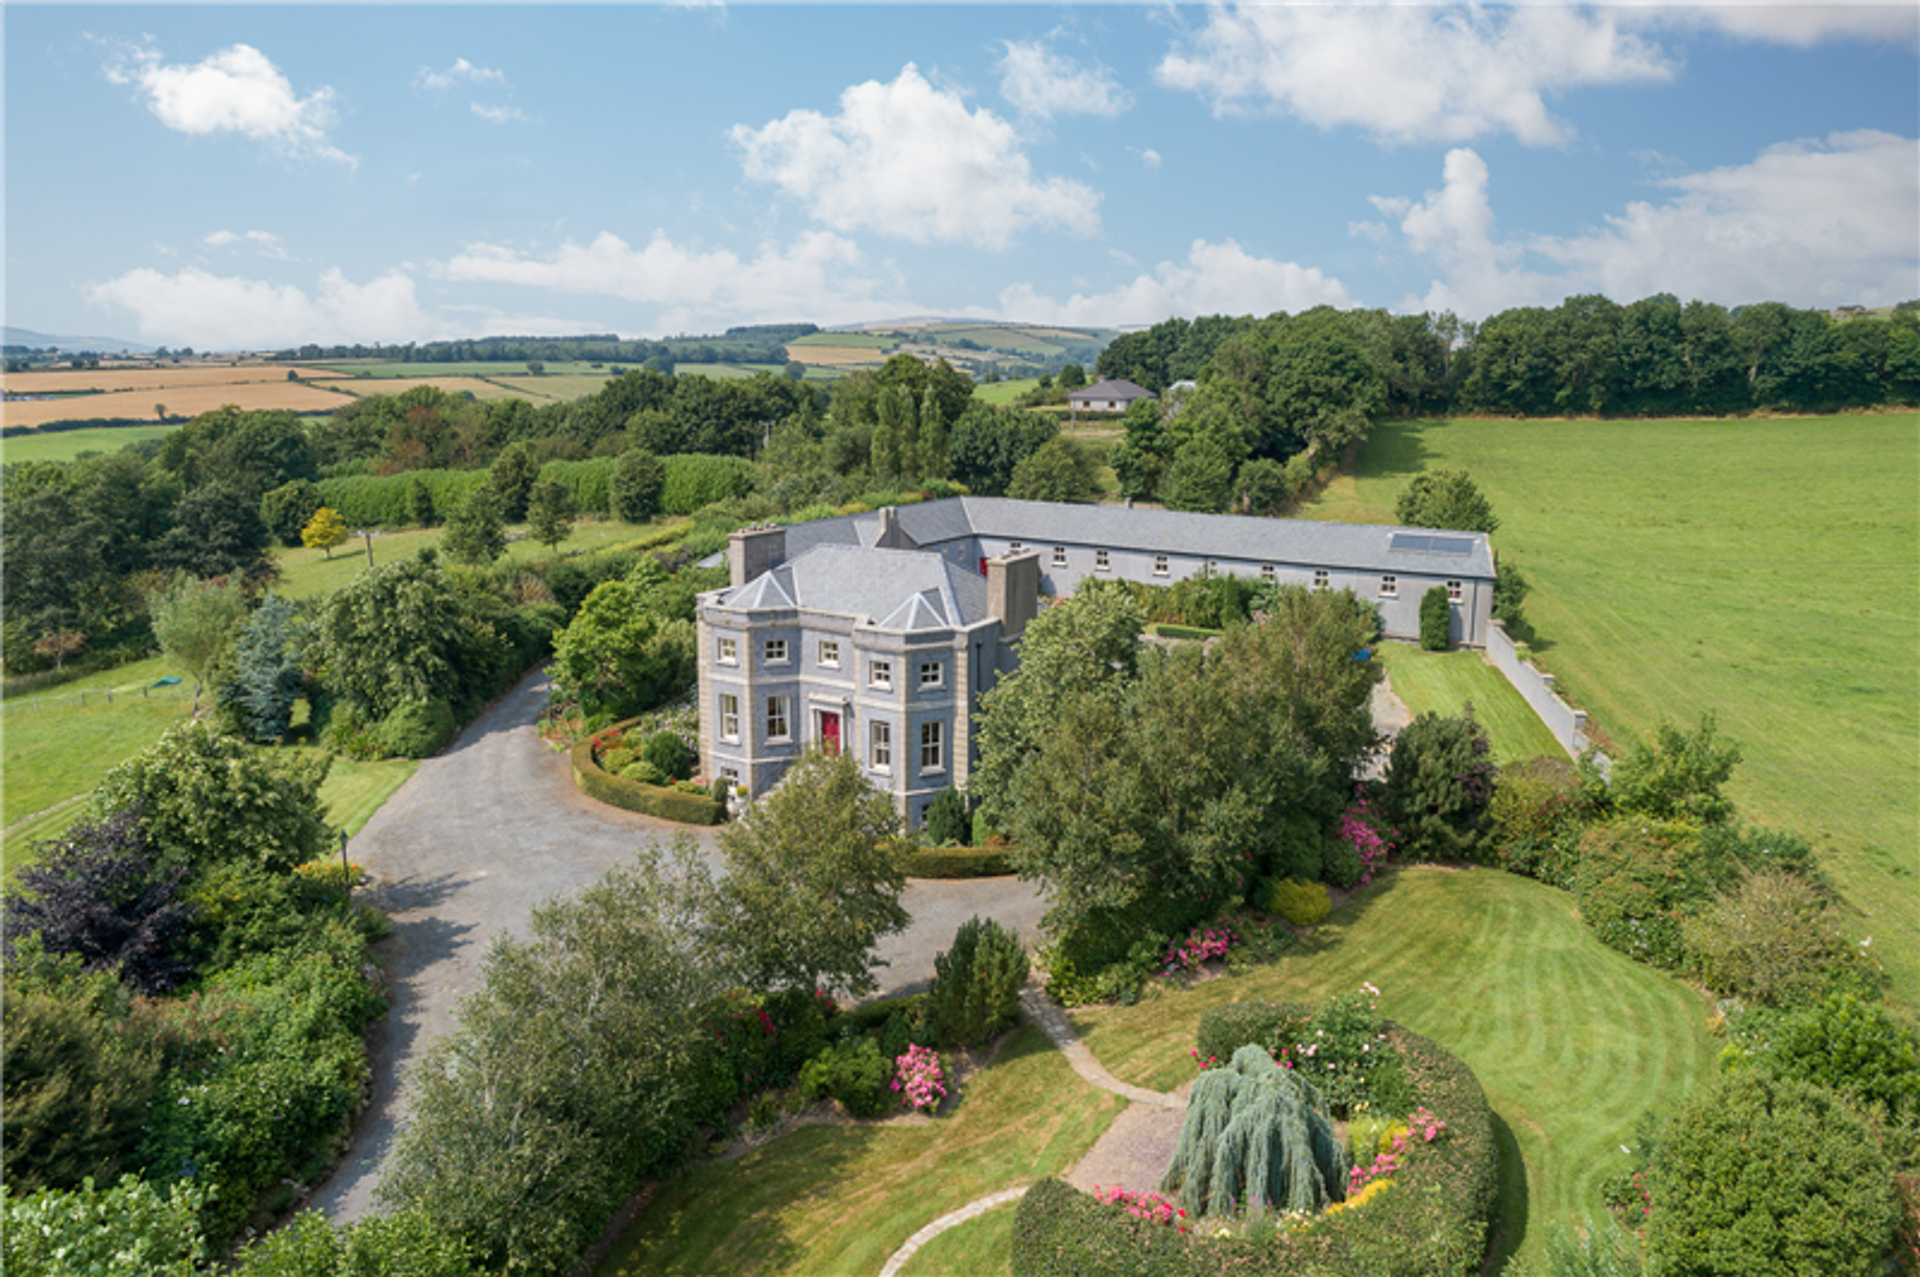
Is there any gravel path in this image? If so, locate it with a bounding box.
[309,668,1044,1225]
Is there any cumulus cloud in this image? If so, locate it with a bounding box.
[415,57,507,91]
[996,39,1131,118]
[1371,131,1920,316]
[1156,5,1672,146]
[104,42,354,165]
[1623,1,1918,48]
[1132,147,1163,170]
[438,229,902,331]
[203,229,290,260]
[998,239,1352,327]
[731,64,1100,250]
[471,103,527,125]
[88,267,429,349]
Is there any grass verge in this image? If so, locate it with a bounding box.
[1066,866,1716,1268]
[900,1201,1017,1276]
[1373,643,1567,763]
[1301,414,1920,1004]
[595,1023,1127,1277]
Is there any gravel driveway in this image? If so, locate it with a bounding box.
[310,669,1045,1224]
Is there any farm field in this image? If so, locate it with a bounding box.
[324,375,536,402]
[1,422,181,463]
[1373,644,1569,764]
[784,344,892,369]
[3,363,310,393]
[1070,866,1718,1268]
[595,1022,1127,1277]
[2,377,353,427]
[1302,413,1920,1003]
[972,379,1040,405]
[306,360,610,378]
[789,331,896,349]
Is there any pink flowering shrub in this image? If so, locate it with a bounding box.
[1347,1106,1449,1194]
[1094,1185,1187,1231]
[1336,794,1395,887]
[1164,922,1238,975]
[892,1044,947,1113]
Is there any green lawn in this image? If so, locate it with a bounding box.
[2,651,416,874]
[596,1023,1126,1277]
[2,423,181,464]
[1068,866,1717,1267]
[1302,414,1920,1004]
[1373,643,1568,764]
[270,518,656,599]
[789,332,896,349]
[974,379,1040,405]
[900,1202,1016,1276]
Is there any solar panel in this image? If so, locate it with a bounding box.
[1388,532,1432,553]
[1427,536,1474,555]
[1389,532,1474,556]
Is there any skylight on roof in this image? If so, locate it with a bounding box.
[1388,532,1475,556]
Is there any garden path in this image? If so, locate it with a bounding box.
[308,668,1045,1227]
[878,989,1188,1276]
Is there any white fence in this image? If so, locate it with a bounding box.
[1484,621,1590,758]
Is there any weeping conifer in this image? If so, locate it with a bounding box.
[1159,1043,1351,1218]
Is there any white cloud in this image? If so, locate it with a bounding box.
[470,103,528,125]
[1156,5,1672,146]
[415,58,507,92]
[996,39,1131,119]
[1373,131,1920,316]
[1134,147,1163,170]
[203,229,290,260]
[731,64,1100,250]
[88,266,430,349]
[438,229,902,331]
[105,42,354,166]
[1623,2,1918,48]
[999,239,1352,328]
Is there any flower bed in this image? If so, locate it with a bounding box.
[568,714,722,825]
[1012,1020,1497,1277]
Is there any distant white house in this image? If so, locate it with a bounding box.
[1067,378,1155,413]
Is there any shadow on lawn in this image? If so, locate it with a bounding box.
[1486,1109,1531,1272]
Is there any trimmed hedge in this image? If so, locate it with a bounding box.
[1013,1018,1497,1277]
[1144,623,1224,641]
[891,839,1016,879]
[569,738,722,825]
[661,454,756,515]
[1195,1002,1315,1066]
[540,458,614,517]
[317,469,492,528]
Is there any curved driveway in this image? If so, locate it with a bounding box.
[311,669,1045,1224]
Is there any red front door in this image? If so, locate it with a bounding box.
[820,711,841,755]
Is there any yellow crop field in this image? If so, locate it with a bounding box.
[3,379,353,428]
[788,345,890,368]
[3,364,312,394]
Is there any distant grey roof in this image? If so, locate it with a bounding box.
[1068,378,1154,403]
[748,496,1494,580]
[713,544,991,630]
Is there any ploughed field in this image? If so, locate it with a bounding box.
[1304,413,1920,1004]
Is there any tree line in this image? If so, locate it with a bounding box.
[276,322,820,368]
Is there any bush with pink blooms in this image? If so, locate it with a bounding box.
[891,1043,947,1113]
[1093,1186,1187,1232]
[1333,794,1395,888]
[1163,921,1238,975]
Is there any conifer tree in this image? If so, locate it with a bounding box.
[1159,1044,1352,1218]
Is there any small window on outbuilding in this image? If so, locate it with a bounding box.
[1313,569,1329,591]
[1380,575,1398,597]
[1153,554,1170,576]
[1096,549,1111,571]
[1052,545,1067,567]
[1447,579,1463,603]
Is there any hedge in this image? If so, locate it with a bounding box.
[569,738,723,825]
[540,457,614,517]
[1012,1019,1498,1277]
[661,454,756,515]
[892,840,1016,879]
[317,469,491,528]
[1144,623,1224,642]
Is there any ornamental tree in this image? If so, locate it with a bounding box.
[146,572,248,715]
[301,505,349,558]
[1379,709,1496,863]
[215,595,303,742]
[713,748,907,997]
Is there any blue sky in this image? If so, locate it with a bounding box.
[6,3,1917,350]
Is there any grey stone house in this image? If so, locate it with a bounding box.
[1066,378,1155,413]
[696,497,1494,826]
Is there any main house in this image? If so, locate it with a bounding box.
[695,497,1495,827]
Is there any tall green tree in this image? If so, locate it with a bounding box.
[1006,437,1098,503]
[259,478,323,548]
[215,595,304,743]
[489,441,539,520]
[147,573,249,713]
[310,553,468,719]
[405,474,437,527]
[151,481,270,579]
[1396,469,1499,533]
[714,748,907,997]
[1158,436,1237,512]
[610,447,666,523]
[526,476,574,550]
[442,484,506,566]
[547,578,695,720]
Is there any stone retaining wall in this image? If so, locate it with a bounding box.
[1484,621,1589,757]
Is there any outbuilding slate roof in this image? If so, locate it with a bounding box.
[713,543,991,629]
[1067,378,1155,404]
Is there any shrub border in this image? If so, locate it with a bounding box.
[1013,1011,1499,1277]
[890,839,1015,879]
[569,734,723,825]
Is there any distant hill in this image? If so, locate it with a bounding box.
[4,327,155,354]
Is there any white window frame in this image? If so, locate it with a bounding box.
[1313,569,1330,592]
[717,636,739,665]
[870,720,893,772]
[819,639,841,668]
[765,695,790,742]
[1380,574,1398,598]
[1095,548,1111,572]
[1051,545,1067,567]
[1447,579,1464,603]
[1206,559,1220,578]
[918,660,943,689]
[919,720,944,773]
[764,638,788,665]
[720,765,740,785]
[1261,564,1276,581]
[1009,540,1024,554]
[1153,554,1170,577]
[869,658,893,690]
[720,693,740,742]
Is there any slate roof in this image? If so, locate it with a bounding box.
[713,544,991,630]
[1067,378,1155,404]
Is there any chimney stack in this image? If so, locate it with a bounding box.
[728,523,786,587]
